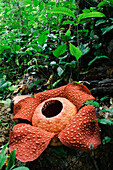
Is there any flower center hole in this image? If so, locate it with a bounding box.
[42,100,63,118]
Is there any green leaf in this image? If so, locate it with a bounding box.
[53,78,62,87]
[100,96,109,102]
[102,136,111,145]
[53,44,67,58]
[79,44,90,55]
[95,19,106,26]
[84,100,100,107]
[97,118,113,125]
[37,53,48,59]
[62,20,76,25]
[47,7,75,18]
[0,76,11,92]
[65,28,71,37]
[6,149,16,170]
[78,12,105,22]
[69,43,82,61]
[0,143,8,169]
[82,9,90,13]
[12,43,21,51]
[88,56,109,66]
[38,33,48,45]
[13,167,30,170]
[29,45,41,52]
[93,43,102,49]
[15,57,19,66]
[100,108,113,113]
[101,25,113,35]
[57,67,64,76]
[8,85,18,91]
[0,45,11,53]
[6,98,11,107]
[69,60,76,68]
[33,0,39,7]
[24,0,32,5]
[97,0,113,7]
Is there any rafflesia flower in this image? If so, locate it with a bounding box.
[9,83,101,162]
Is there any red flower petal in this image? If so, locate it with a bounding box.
[64,83,95,110]
[35,85,66,102]
[58,105,101,151]
[13,95,31,104]
[9,123,55,162]
[13,97,40,122]
[32,97,77,133]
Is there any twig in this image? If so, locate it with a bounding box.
[65,151,84,170]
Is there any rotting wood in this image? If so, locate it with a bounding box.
[83,78,113,96]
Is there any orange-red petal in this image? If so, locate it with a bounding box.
[32,97,77,133]
[9,123,55,162]
[58,105,101,151]
[13,95,31,104]
[35,85,66,102]
[64,83,95,110]
[13,97,40,122]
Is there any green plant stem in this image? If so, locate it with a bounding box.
[77,24,79,46]
[76,61,80,80]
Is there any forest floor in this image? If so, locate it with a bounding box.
[1,59,113,170]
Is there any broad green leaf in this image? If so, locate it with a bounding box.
[88,56,109,66]
[47,7,75,18]
[38,33,48,45]
[13,167,30,170]
[6,149,16,170]
[0,143,8,169]
[53,44,67,58]
[101,25,113,35]
[69,43,82,61]
[97,118,113,125]
[33,0,39,7]
[78,12,105,22]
